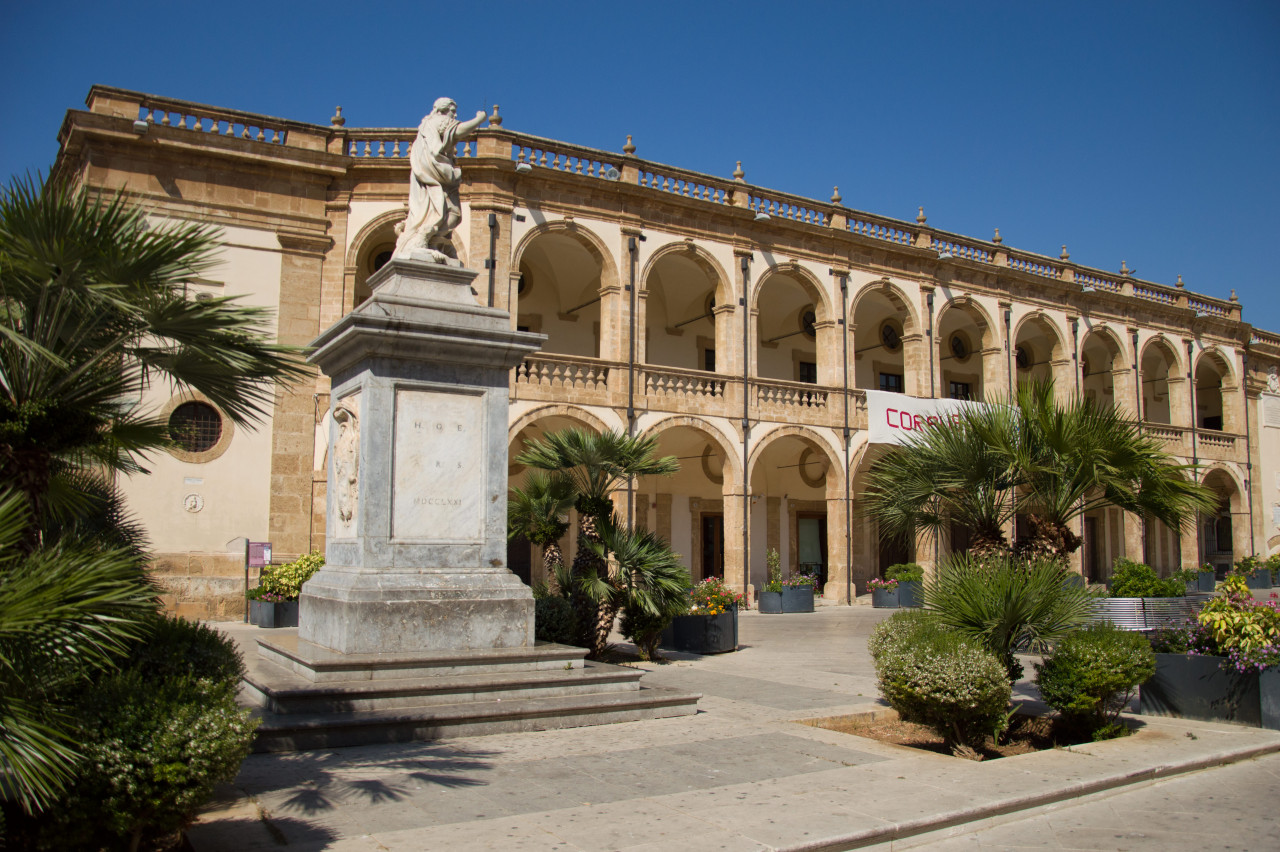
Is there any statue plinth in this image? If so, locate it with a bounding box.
[298,257,545,654]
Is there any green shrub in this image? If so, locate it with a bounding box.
[1034,623,1155,740]
[1109,558,1183,598]
[924,554,1095,682]
[534,594,578,645]
[257,550,324,600]
[885,562,924,583]
[49,672,256,850]
[763,548,783,593]
[870,611,1012,755]
[38,617,254,849]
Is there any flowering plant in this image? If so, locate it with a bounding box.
[868,577,898,591]
[763,548,784,594]
[245,588,292,603]
[1149,576,1280,674]
[690,577,744,615]
[783,568,817,588]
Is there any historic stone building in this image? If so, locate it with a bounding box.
[51,86,1280,619]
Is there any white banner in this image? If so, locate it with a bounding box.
[865,389,980,445]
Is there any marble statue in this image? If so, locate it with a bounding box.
[393,98,488,263]
[332,402,359,530]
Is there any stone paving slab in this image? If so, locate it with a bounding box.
[191,609,1280,851]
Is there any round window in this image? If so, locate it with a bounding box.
[880,322,901,352]
[800,309,817,339]
[1015,345,1031,370]
[169,402,223,453]
[950,333,969,362]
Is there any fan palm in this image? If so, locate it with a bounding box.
[0,488,156,813]
[923,553,1096,681]
[507,471,574,587]
[0,176,307,532]
[514,429,679,655]
[582,514,691,659]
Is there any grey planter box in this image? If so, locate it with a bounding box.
[781,586,815,612]
[1245,572,1272,590]
[660,609,738,654]
[1140,653,1280,730]
[758,591,783,613]
[249,599,299,628]
[1197,570,1216,593]
[871,587,900,608]
[897,580,922,608]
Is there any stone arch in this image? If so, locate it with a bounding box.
[507,403,618,443]
[639,241,733,305]
[849,277,920,336]
[1139,335,1186,425]
[1194,346,1238,386]
[345,208,405,308]
[510,220,620,296]
[748,424,846,498]
[1012,311,1070,393]
[752,262,832,323]
[638,414,743,484]
[1140,335,1185,377]
[1079,324,1131,412]
[1194,347,1238,432]
[935,295,997,349]
[1080,324,1129,369]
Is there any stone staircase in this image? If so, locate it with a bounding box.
[241,632,700,753]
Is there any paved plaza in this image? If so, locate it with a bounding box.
[191,606,1280,851]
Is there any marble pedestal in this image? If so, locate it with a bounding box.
[298,257,544,655]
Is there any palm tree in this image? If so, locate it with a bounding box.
[514,429,679,654]
[507,471,574,588]
[1009,382,1217,559]
[0,176,306,533]
[0,488,155,813]
[862,401,1021,557]
[581,515,690,659]
[862,381,1216,562]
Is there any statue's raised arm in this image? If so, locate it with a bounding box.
[393,98,489,264]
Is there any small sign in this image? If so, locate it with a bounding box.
[248,541,272,568]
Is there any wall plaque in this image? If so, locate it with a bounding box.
[392,389,484,541]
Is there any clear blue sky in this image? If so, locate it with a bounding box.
[4,1,1277,332]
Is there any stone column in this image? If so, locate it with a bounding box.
[1123,511,1145,564]
[825,491,849,602]
[300,257,543,654]
[722,487,747,598]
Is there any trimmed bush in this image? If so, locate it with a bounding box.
[256,550,324,600]
[1109,558,1183,598]
[1034,623,1155,739]
[884,562,924,583]
[870,611,1013,755]
[36,615,255,850]
[619,606,671,661]
[534,594,578,645]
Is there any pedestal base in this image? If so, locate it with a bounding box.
[298,568,533,655]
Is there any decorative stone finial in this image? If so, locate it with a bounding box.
[1060,245,1070,261]
[732,161,745,182]
[831,186,842,204]
[1230,288,1239,302]
[1176,274,1185,289]
[1120,260,1132,277]
[917,206,927,224]
[489,105,502,127]
[992,228,1002,245]
[623,135,636,156]
[330,106,346,127]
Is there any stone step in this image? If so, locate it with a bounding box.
[257,632,588,684]
[249,686,701,752]
[243,658,644,715]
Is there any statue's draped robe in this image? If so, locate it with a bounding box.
[395,114,463,256]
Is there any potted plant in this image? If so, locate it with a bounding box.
[869,577,901,608]
[781,567,817,613]
[1141,575,1280,729]
[1232,555,1273,591]
[1173,565,1216,594]
[886,563,924,608]
[758,549,785,614]
[661,577,743,654]
[247,551,324,628]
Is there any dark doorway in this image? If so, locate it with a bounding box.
[1084,516,1101,583]
[797,514,828,589]
[507,532,532,586]
[878,535,913,576]
[701,513,724,581]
